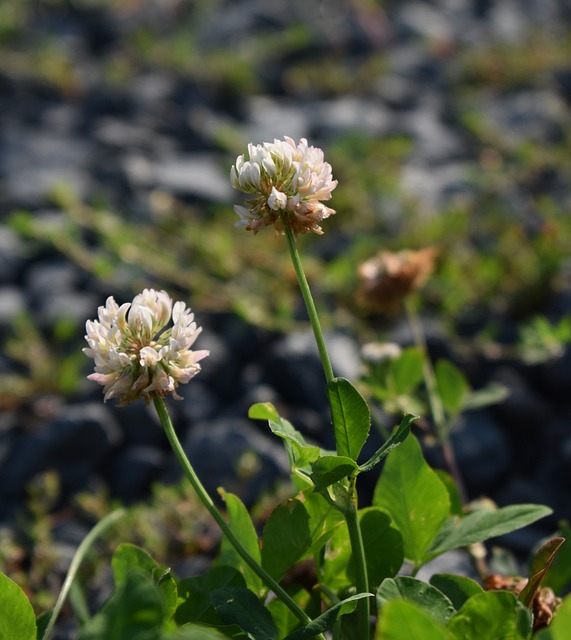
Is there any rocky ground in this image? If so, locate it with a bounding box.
[1,0,571,619]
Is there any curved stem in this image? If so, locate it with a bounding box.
[284,223,334,385]
[153,397,320,632]
[42,508,126,640]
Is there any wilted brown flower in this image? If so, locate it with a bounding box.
[483,574,562,631]
[357,247,439,313]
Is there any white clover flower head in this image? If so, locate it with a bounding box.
[230,136,337,236]
[83,289,209,406]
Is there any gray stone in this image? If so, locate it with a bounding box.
[175,418,289,508]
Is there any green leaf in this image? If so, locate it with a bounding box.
[266,588,312,639]
[435,360,468,416]
[391,348,425,395]
[428,504,553,558]
[249,402,320,475]
[429,574,483,610]
[373,435,450,566]
[79,571,164,640]
[327,377,371,462]
[359,414,417,473]
[544,522,571,594]
[375,600,449,640]
[261,499,312,582]
[175,566,246,626]
[535,593,571,640]
[359,508,404,589]
[283,593,373,640]
[0,572,36,640]
[210,587,277,640]
[519,537,565,607]
[323,508,403,592]
[219,491,263,596]
[311,455,358,492]
[377,577,456,626]
[447,591,532,640]
[463,382,509,411]
[434,470,464,517]
[112,543,177,620]
[162,624,230,639]
[296,489,344,557]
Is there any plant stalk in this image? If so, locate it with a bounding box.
[153,397,321,633]
[345,497,371,640]
[284,222,335,385]
[42,508,126,640]
[404,297,468,504]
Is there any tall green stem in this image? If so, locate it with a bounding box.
[284,222,372,638]
[345,500,371,640]
[404,298,468,504]
[284,223,334,385]
[153,397,321,633]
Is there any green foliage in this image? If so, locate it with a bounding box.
[377,577,456,626]
[327,377,371,462]
[373,435,451,567]
[218,491,264,596]
[519,538,566,608]
[446,591,533,640]
[282,594,374,640]
[0,572,37,640]
[323,508,403,593]
[427,504,553,560]
[429,574,483,611]
[518,316,571,364]
[78,571,166,640]
[375,600,450,640]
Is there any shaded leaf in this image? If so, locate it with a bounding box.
[210,587,277,640]
[391,348,425,395]
[79,572,164,640]
[463,382,509,411]
[435,360,468,416]
[519,537,565,607]
[323,508,403,592]
[162,623,230,639]
[311,455,358,492]
[373,435,450,566]
[429,574,483,611]
[359,414,417,473]
[377,577,456,626]
[261,499,312,582]
[283,593,373,640]
[219,491,263,595]
[327,377,370,462]
[175,566,245,626]
[112,543,177,620]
